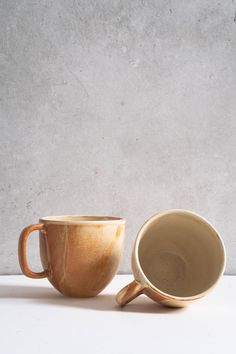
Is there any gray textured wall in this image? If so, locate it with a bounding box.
[0,0,236,275]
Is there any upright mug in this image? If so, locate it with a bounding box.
[116,210,225,307]
[19,215,125,297]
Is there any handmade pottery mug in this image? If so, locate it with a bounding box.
[18,215,125,297]
[116,210,226,307]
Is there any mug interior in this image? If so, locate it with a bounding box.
[137,210,225,297]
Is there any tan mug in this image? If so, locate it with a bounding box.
[116,210,225,307]
[18,215,125,297]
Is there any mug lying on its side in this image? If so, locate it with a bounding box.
[116,210,225,307]
[18,215,125,297]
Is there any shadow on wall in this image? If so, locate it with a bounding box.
[0,284,185,315]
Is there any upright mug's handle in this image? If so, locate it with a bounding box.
[18,224,47,279]
[116,280,144,306]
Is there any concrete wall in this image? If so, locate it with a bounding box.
[1,0,236,274]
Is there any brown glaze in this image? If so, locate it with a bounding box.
[116,279,194,308]
[18,224,47,279]
[116,280,144,306]
[18,216,125,297]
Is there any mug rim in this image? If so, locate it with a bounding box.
[133,209,226,301]
[40,215,126,225]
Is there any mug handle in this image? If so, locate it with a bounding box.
[18,224,47,279]
[116,280,144,306]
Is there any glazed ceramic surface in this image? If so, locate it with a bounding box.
[116,210,225,307]
[19,216,125,297]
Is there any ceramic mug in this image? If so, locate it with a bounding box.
[116,210,226,307]
[18,215,125,297]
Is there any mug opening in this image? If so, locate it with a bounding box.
[40,215,125,224]
[135,210,226,300]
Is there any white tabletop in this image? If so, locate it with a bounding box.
[0,275,235,354]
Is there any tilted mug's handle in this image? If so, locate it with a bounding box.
[116,280,145,306]
[18,224,47,279]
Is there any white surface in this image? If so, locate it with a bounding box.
[0,275,235,354]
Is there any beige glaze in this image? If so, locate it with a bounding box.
[19,216,125,297]
[116,210,225,307]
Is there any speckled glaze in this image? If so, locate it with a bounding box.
[116,210,226,308]
[18,216,125,297]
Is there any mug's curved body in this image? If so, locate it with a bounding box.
[19,216,125,297]
[116,210,226,307]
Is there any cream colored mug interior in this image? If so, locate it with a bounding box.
[137,210,225,297]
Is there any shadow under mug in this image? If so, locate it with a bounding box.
[116,210,226,307]
[18,215,125,297]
